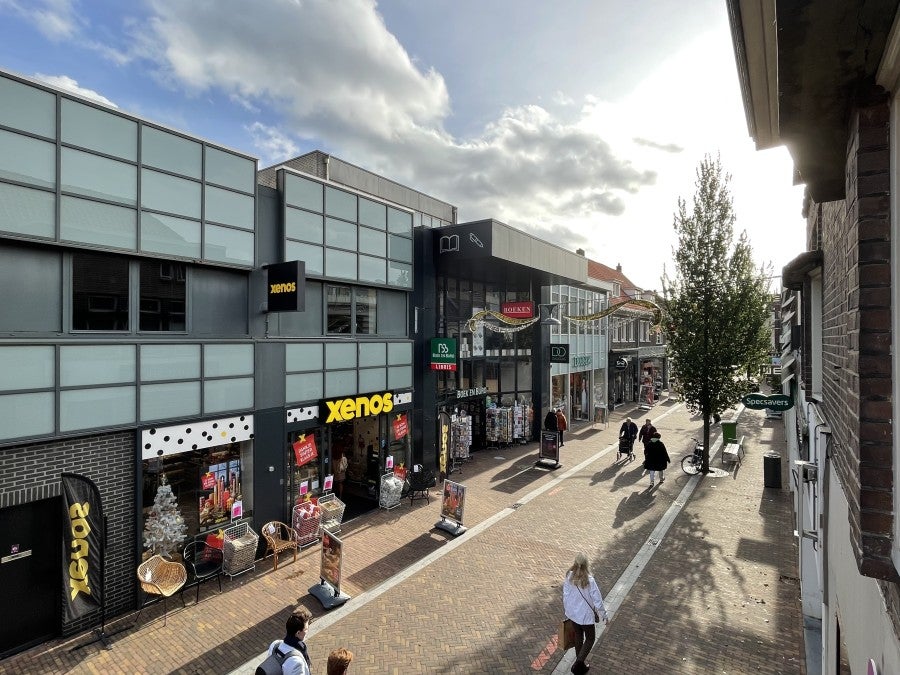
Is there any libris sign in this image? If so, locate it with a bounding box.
[741,393,793,411]
[430,338,457,371]
[323,391,394,423]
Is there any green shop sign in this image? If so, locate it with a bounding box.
[741,393,793,411]
[430,338,458,371]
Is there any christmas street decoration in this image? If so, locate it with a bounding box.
[466,298,661,334]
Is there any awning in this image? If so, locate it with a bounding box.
[783,251,823,290]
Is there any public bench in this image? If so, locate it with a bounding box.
[722,435,745,467]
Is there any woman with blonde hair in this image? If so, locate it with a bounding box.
[562,553,609,674]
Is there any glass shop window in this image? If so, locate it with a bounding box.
[327,284,352,334]
[73,251,129,331]
[140,261,186,331]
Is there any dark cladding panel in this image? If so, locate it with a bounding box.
[191,267,249,336]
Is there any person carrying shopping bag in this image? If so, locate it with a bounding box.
[562,552,610,674]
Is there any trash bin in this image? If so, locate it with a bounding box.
[763,452,781,488]
[721,420,738,445]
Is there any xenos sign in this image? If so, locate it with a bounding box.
[324,391,394,423]
[270,282,296,293]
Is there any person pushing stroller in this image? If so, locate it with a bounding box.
[617,417,638,461]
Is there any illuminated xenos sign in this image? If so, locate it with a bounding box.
[323,391,394,423]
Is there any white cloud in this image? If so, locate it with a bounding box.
[33,73,117,107]
[0,0,81,40]
[246,121,299,164]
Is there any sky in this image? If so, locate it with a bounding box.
[0,0,806,291]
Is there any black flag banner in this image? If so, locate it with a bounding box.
[61,473,105,623]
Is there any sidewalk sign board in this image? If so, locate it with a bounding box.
[435,479,467,536]
[536,431,561,469]
[309,530,350,609]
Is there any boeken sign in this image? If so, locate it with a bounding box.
[742,393,793,411]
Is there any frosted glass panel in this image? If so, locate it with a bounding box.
[140,212,201,258]
[359,227,386,257]
[325,369,356,398]
[62,99,137,160]
[326,342,357,369]
[325,186,356,221]
[60,386,135,431]
[61,345,135,386]
[205,146,254,193]
[141,126,202,179]
[285,174,322,211]
[358,342,386,367]
[204,377,253,413]
[285,208,323,243]
[205,185,254,230]
[0,182,55,238]
[141,344,201,381]
[0,76,56,137]
[204,224,254,265]
[388,365,412,389]
[387,342,412,366]
[141,169,201,218]
[0,346,54,391]
[358,368,386,393]
[61,148,137,205]
[285,241,322,275]
[286,343,323,372]
[387,207,412,235]
[325,218,356,250]
[388,234,412,262]
[0,392,54,439]
[359,255,386,284]
[205,344,253,377]
[61,196,137,250]
[286,372,323,402]
[325,249,357,280]
[0,130,55,187]
[359,198,386,230]
[387,260,412,288]
[140,381,200,421]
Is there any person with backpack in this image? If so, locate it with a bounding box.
[257,609,312,675]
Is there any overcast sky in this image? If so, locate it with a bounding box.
[0,0,805,290]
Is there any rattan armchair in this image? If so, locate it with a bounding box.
[183,541,223,604]
[261,521,299,571]
[135,554,187,626]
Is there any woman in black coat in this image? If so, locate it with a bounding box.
[544,409,558,432]
[643,432,670,487]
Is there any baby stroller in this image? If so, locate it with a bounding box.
[617,437,635,461]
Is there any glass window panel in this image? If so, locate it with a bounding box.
[61,98,137,160]
[387,342,412,366]
[387,207,412,235]
[204,377,253,413]
[325,369,356,398]
[359,197,386,230]
[0,391,54,439]
[388,234,413,262]
[205,185,254,230]
[141,126,202,178]
[0,346,54,391]
[204,224,254,266]
[325,249,357,281]
[285,174,323,211]
[140,260,187,332]
[286,207,323,244]
[0,129,56,187]
[326,285,351,334]
[286,371,323,403]
[358,256,386,284]
[325,186,356,221]
[140,381,200,421]
[387,260,412,288]
[387,365,412,389]
[285,241,323,275]
[205,344,253,377]
[0,76,56,137]
[72,252,129,331]
[205,146,255,193]
[376,289,406,337]
[140,211,201,258]
[325,217,356,250]
[0,182,55,238]
[326,342,357,369]
[141,168,201,218]
[61,345,135,386]
[61,148,137,205]
[60,385,136,431]
[358,342,386,367]
[286,343,323,372]
[60,196,136,250]
[355,288,376,335]
[358,368,386,393]
[141,344,201,381]
[359,227,386,257]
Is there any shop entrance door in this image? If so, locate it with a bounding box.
[0,498,61,657]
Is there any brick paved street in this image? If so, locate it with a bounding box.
[1,399,803,674]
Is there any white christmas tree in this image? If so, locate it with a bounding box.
[143,478,187,558]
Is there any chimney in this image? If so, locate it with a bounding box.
[616,263,622,273]
[575,248,585,256]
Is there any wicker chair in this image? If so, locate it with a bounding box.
[135,554,187,626]
[182,541,223,604]
[407,465,436,505]
[261,521,299,571]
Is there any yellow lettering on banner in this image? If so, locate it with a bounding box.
[324,392,395,423]
[269,282,297,294]
[68,501,93,600]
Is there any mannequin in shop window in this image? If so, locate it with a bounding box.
[336,452,348,499]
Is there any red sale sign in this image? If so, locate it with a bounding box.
[201,473,216,490]
[293,434,318,466]
[392,414,409,440]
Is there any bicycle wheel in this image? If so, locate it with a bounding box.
[681,455,700,475]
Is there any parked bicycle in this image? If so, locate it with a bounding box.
[681,439,704,475]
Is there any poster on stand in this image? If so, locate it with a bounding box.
[539,431,560,464]
[320,530,344,594]
[440,479,466,525]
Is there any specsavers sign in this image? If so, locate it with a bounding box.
[323,391,395,423]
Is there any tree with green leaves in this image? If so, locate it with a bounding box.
[661,156,772,472]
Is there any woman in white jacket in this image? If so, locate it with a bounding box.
[562,552,610,675]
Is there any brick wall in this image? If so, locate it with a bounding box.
[0,431,136,635]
